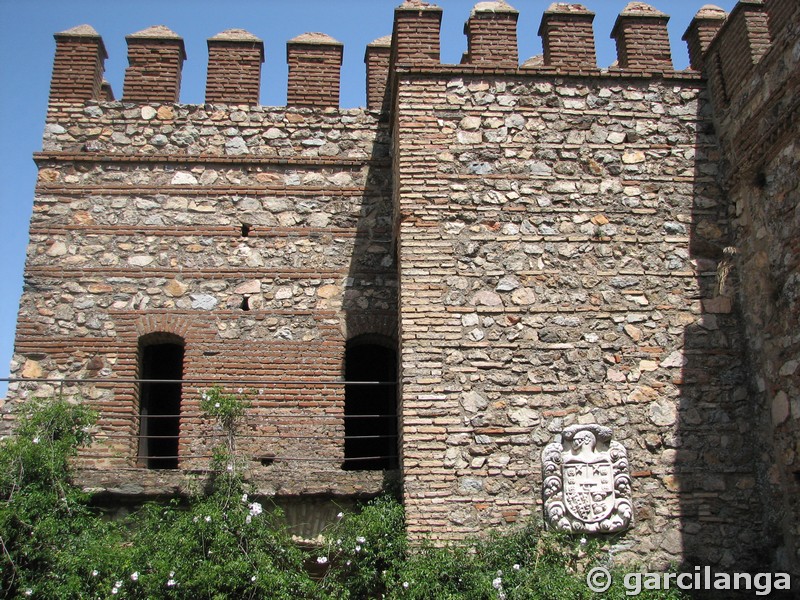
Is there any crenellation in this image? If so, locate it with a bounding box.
[682,5,728,71]
[462,1,519,67]
[538,3,598,71]
[49,25,108,105]
[611,2,674,72]
[391,0,444,67]
[205,30,264,106]
[122,26,186,103]
[286,33,344,109]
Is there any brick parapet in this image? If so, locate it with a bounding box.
[611,2,673,71]
[462,1,519,67]
[682,5,728,71]
[206,30,264,105]
[538,4,597,70]
[122,26,186,103]
[391,1,443,67]
[286,33,344,109]
[49,25,108,105]
[365,36,392,114]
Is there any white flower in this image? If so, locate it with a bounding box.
[241,493,248,503]
[115,580,123,588]
[499,593,506,600]
[492,577,503,590]
[513,564,520,571]
[246,515,252,524]
[24,591,32,597]
[316,556,328,565]
[193,516,199,523]
[32,437,39,444]
[169,571,175,577]
[356,536,366,544]
[214,402,220,408]
[355,545,362,553]
[111,588,119,595]
[167,579,176,587]
[580,536,587,545]
[204,515,212,522]
[336,538,342,546]
[251,575,256,582]
[249,502,263,517]
[403,581,409,589]
[336,512,344,519]
[346,560,351,566]
[91,570,99,577]
[237,388,243,394]
[131,571,139,581]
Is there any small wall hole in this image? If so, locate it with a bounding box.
[240,296,251,311]
[241,223,251,237]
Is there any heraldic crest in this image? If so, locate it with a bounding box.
[542,424,633,533]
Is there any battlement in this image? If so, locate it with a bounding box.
[47,0,794,113]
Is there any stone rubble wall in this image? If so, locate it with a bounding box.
[394,71,761,569]
[6,102,395,497]
[704,0,800,575]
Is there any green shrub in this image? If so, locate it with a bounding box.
[0,396,688,599]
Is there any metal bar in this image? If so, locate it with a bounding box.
[3,377,397,386]
[98,433,399,441]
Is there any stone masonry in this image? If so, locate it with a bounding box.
[3,0,799,577]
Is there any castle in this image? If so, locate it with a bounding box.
[3,0,799,578]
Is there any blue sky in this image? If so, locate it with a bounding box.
[0,0,737,394]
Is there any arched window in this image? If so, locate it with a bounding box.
[343,336,398,470]
[137,333,184,469]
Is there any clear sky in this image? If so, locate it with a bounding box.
[0,0,738,394]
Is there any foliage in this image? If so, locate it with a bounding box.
[319,494,407,599]
[0,395,688,599]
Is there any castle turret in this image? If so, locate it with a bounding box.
[122,26,186,103]
[49,25,108,105]
[611,2,673,71]
[538,3,597,70]
[205,29,264,105]
[462,1,519,67]
[286,33,344,109]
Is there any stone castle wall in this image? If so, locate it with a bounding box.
[4,0,799,576]
[703,0,800,574]
[393,69,757,568]
[13,100,395,496]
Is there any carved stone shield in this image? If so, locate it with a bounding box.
[542,424,633,533]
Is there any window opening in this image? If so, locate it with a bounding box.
[343,340,398,470]
[138,338,184,469]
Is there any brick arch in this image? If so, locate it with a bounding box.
[134,314,195,341]
[343,313,397,343]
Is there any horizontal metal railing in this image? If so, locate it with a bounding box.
[2,376,401,468]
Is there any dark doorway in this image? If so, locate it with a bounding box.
[343,339,397,470]
[138,338,184,469]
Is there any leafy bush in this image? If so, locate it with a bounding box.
[0,396,688,599]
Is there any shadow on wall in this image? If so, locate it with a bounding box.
[342,117,400,477]
[676,88,764,576]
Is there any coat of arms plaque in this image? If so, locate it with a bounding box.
[542,424,633,533]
